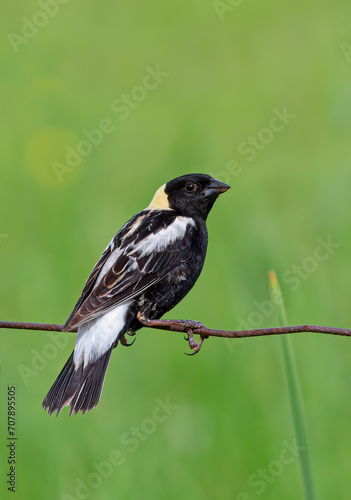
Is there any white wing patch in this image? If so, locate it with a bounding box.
[133,216,196,257]
[74,301,131,368]
[95,216,195,285]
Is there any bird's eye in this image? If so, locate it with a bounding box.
[185,182,197,193]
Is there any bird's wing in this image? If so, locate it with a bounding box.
[63,210,198,330]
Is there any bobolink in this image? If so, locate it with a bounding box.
[43,174,230,415]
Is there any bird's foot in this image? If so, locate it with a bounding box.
[184,328,208,356]
[120,334,136,347]
[136,313,208,355]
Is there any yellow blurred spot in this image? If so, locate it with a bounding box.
[268,269,279,290]
[33,77,62,94]
[25,128,82,187]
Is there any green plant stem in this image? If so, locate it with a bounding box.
[269,270,315,500]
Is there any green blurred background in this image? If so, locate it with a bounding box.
[1,1,351,498]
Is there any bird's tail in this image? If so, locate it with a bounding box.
[42,347,113,416]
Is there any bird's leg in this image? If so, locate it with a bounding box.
[137,313,208,354]
[137,313,204,331]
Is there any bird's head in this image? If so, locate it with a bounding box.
[148,174,230,219]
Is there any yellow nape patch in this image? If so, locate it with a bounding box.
[147,184,171,210]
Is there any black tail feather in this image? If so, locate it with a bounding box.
[42,347,113,416]
[69,348,113,415]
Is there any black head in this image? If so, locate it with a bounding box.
[148,174,230,219]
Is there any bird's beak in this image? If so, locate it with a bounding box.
[205,178,231,196]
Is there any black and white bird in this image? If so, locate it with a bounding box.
[42,174,230,415]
